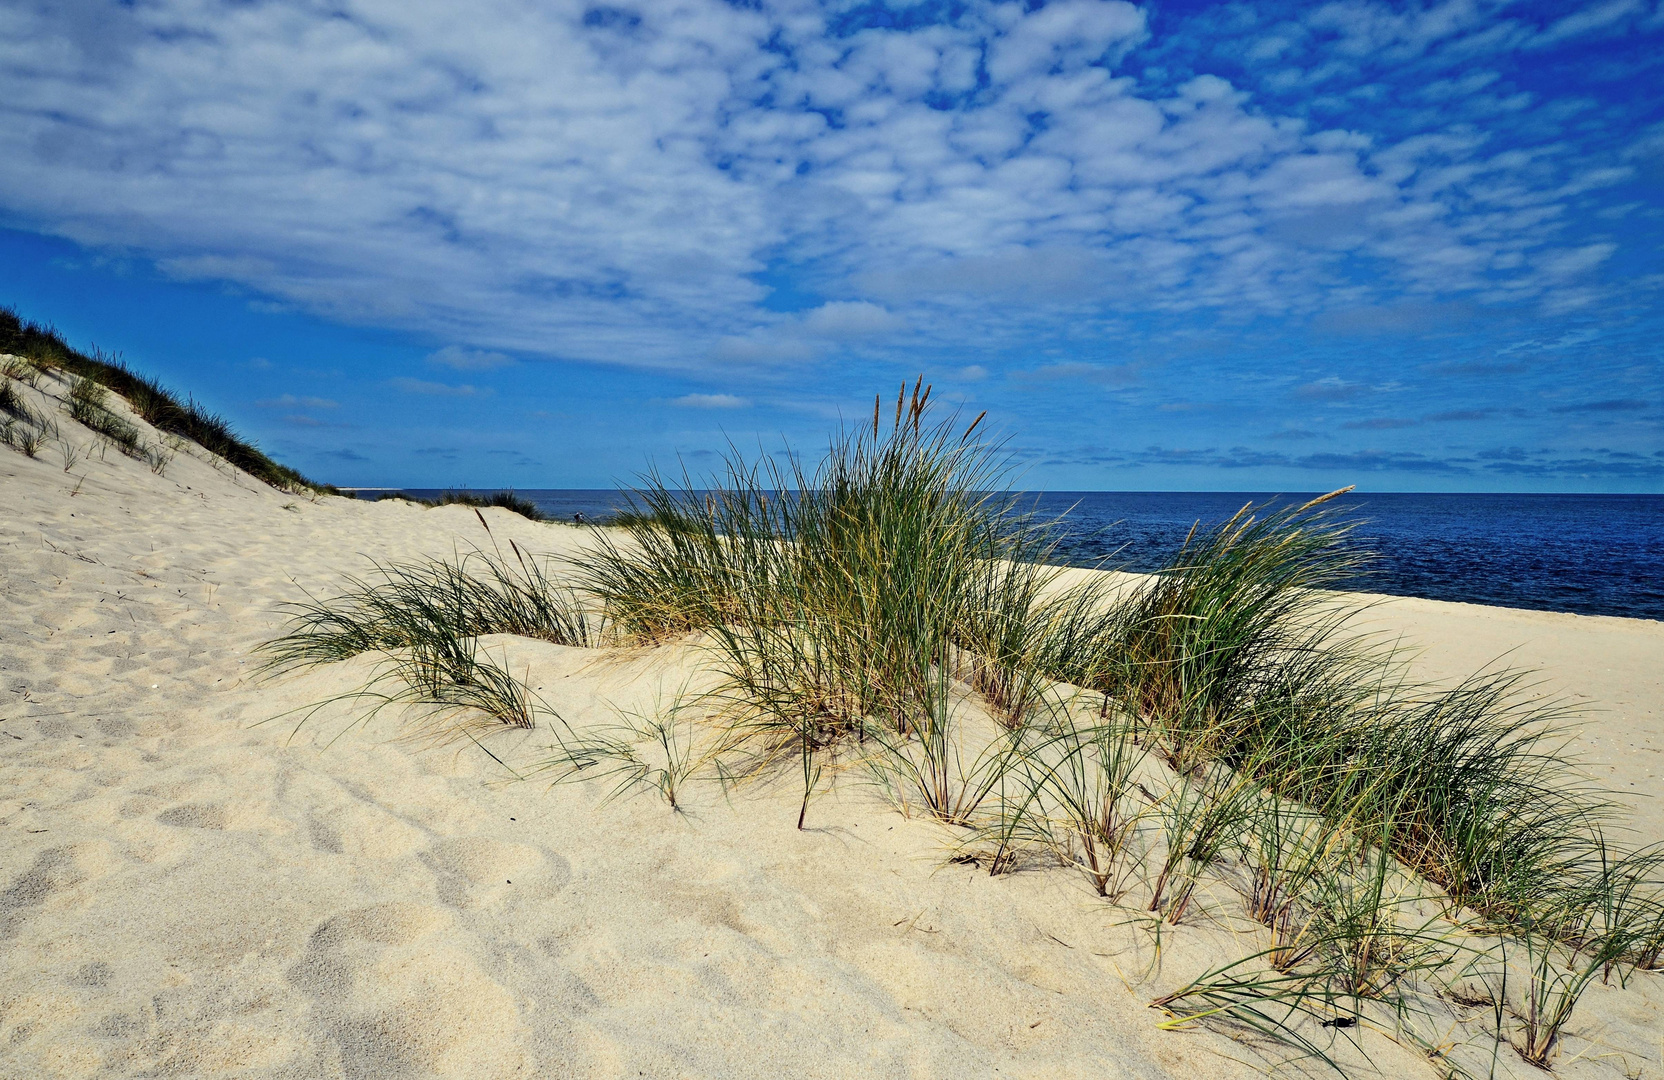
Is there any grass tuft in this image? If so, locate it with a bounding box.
[262,548,598,676]
[0,377,27,418]
[66,376,147,456]
[578,382,1064,826]
[368,489,546,522]
[0,375,55,458]
[433,490,545,521]
[535,689,732,812]
[990,714,1155,896]
[259,526,599,744]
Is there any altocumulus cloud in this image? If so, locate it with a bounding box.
[2,0,1659,378]
[428,346,515,372]
[390,377,489,397]
[673,393,751,409]
[256,394,339,410]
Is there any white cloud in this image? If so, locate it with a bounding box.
[859,247,1120,304]
[157,254,281,282]
[429,346,515,372]
[984,0,1146,82]
[0,0,1651,374]
[389,377,488,397]
[1624,121,1664,162]
[799,301,906,338]
[710,335,818,365]
[1533,0,1643,47]
[672,393,750,409]
[1294,376,1372,401]
[1015,361,1140,387]
[1536,243,1617,279]
[257,394,338,409]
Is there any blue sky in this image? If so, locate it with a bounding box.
[1,0,1660,491]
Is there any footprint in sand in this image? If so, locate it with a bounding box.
[423,836,572,909]
[69,960,113,989]
[0,843,118,938]
[287,775,430,860]
[287,901,532,1077]
[156,802,229,829]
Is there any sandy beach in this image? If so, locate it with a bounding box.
[4,373,1662,1079]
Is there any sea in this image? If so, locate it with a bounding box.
[393,489,1664,622]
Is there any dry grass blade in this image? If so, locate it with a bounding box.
[533,690,735,812]
[975,713,1150,895]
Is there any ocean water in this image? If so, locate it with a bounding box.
[394,489,1664,622]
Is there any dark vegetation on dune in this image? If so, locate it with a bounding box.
[263,381,1663,1075]
[1,305,332,493]
[372,488,545,521]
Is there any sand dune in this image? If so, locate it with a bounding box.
[3,367,1661,1078]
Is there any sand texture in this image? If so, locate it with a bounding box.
[3,370,1662,1079]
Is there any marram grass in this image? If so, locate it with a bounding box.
[576,381,1071,826]
[260,381,1663,1076]
[260,523,599,737]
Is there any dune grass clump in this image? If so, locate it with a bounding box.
[536,690,734,812]
[66,376,146,457]
[1009,495,1662,1068]
[1067,491,1371,766]
[433,490,545,521]
[261,511,598,734]
[1,375,55,458]
[374,631,545,731]
[2,354,42,386]
[1118,673,1649,1069]
[369,489,545,522]
[1146,765,1260,923]
[263,548,597,673]
[0,376,26,418]
[975,716,1150,893]
[1,305,331,493]
[1,413,51,457]
[577,382,1075,825]
[1016,492,1621,936]
[1502,905,1631,1068]
[257,380,1662,1074]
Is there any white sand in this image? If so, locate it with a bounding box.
[3,368,1661,1078]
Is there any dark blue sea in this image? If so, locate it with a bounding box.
[392,490,1664,622]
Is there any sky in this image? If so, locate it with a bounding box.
[1,0,1661,492]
